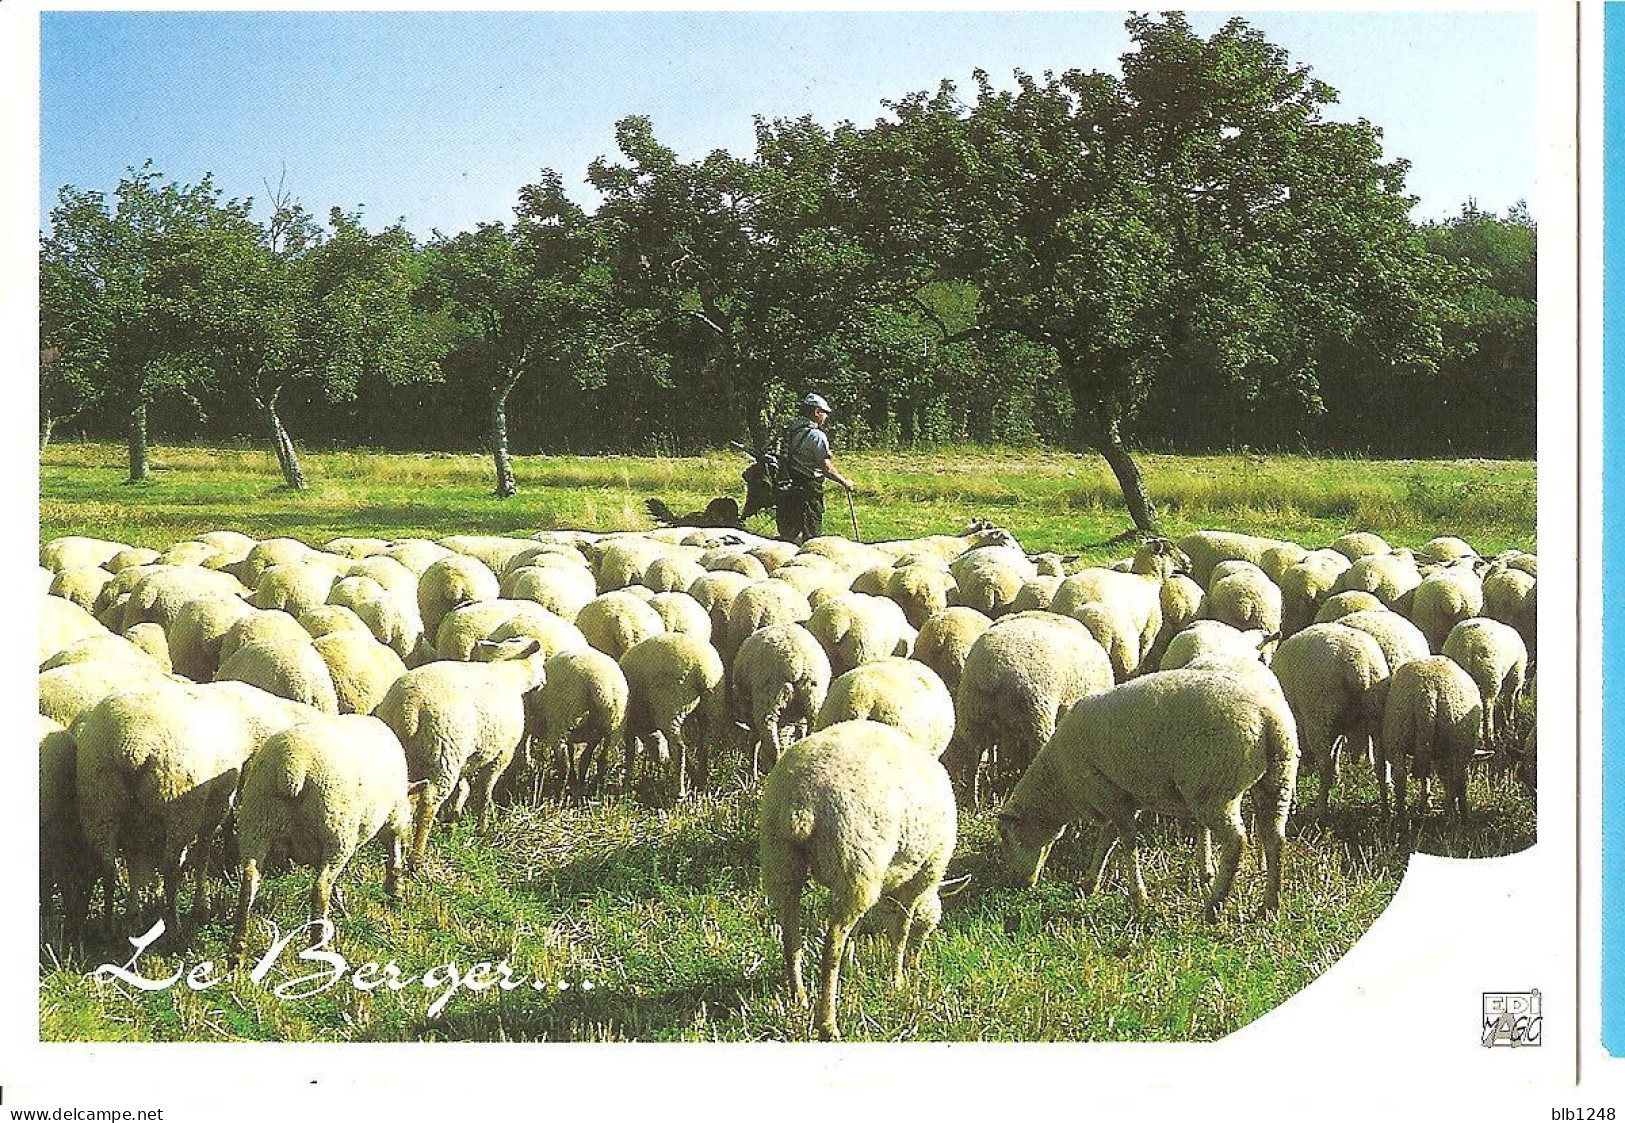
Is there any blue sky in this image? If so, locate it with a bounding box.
[40,9,1538,239]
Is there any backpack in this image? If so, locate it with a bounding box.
[775,420,820,492]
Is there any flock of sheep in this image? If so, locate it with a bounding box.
[37,519,1537,1040]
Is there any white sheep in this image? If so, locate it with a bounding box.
[647,591,713,641]
[643,554,708,594]
[804,593,913,679]
[1009,576,1063,615]
[119,565,249,633]
[946,613,1115,801]
[886,563,957,628]
[1279,550,1353,637]
[216,635,342,715]
[1159,621,1269,671]
[373,636,546,868]
[1177,530,1304,585]
[1409,564,1485,653]
[1328,531,1391,561]
[230,713,414,964]
[948,545,1035,618]
[298,604,372,639]
[438,534,540,574]
[501,564,597,621]
[218,608,313,666]
[1049,538,1190,669]
[105,546,162,572]
[910,607,993,698]
[251,561,342,620]
[40,716,92,940]
[998,666,1298,920]
[1069,600,1142,682]
[759,719,958,1041]
[619,632,727,798]
[1330,552,1422,614]
[732,623,832,775]
[814,658,954,758]
[1146,573,1206,668]
[527,648,629,799]
[1201,565,1283,644]
[1419,536,1477,565]
[39,659,174,726]
[1441,618,1528,752]
[312,629,409,715]
[1314,590,1385,624]
[576,591,667,661]
[722,579,814,665]
[435,599,580,662]
[1271,623,1391,818]
[48,566,115,612]
[1379,656,1483,831]
[1483,566,1537,673]
[41,631,164,675]
[1336,609,1430,678]
[416,554,500,640]
[72,680,314,931]
[40,594,110,665]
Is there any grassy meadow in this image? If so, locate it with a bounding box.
[38,441,1537,1043]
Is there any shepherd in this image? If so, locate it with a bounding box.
[775,392,857,545]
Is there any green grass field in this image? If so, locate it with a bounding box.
[38,442,1537,1042]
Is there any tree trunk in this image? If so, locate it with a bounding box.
[127,400,149,484]
[1093,414,1160,535]
[491,383,517,498]
[40,415,54,453]
[256,388,307,490]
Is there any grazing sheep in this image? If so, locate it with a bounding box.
[1177,530,1304,585]
[347,554,421,601]
[417,554,500,640]
[41,631,163,675]
[886,564,958,629]
[620,633,727,798]
[760,720,957,1041]
[647,591,713,641]
[123,623,173,673]
[373,637,546,868]
[1070,600,1142,682]
[1336,610,1430,678]
[1410,565,1486,653]
[1201,566,1283,645]
[1271,623,1391,818]
[39,660,174,726]
[251,562,342,620]
[72,681,312,932]
[948,545,1036,618]
[732,624,832,775]
[1483,566,1537,673]
[1315,590,1385,624]
[722,579,814,665]
[1160,621,1269,671]
[1442,618,1528,752]
[230,714,414,964]
[910,607,993,698]
[642,555,708,595]
[998,667,1298,920]
[814,658,954,758]
[312,630,409,715]
[434,599,578,662]
[1419,536,1477,565]
[502,564,598,622]
[704,552,771,582]
[1146,574,1207,668]
[946,613,1114,801]
[119,565,249,633]
[105,547,162,572]
[159,540,221,568]
[804,593,913,679]
[218,609,313,666]
[688,571,754,641]
[40,595,111,665]
[1329,532,1390,561]
[773,559,854,604]
[1379,656,1483,830]
[1280,550,1354,637]
[380,539,454,575]
[438,534,540,574]
[40,716,92,942]
[527,649,629,799]
[330,576,426,665]
[216,637,342,714]
[42,536,129,573]
[1009,576,1063,615]
[49,566,115,612]
[576,591,667,661]
[594,537,670,594]
[1330,553,1422,614]
[299,604,372,639]
[323,536,392,559]
[1049,538,1191,669]
[849,564,895,598]
[235,537,317,586]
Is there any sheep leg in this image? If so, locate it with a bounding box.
[309,862,340,944]
[1120,826,1150,913]
[381,816,405,901]
[1080,823,1120,899]
[408,782,450,871]
[816,893,876,1042]
[229,858,262,966]
[1251,785,1287,917]
[1392,755,1410,837]
[446,777,471,822]
[666,724,689,800]
[764,853,809,1007]
[1202,804,1247,922]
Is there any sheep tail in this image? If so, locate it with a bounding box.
[270,753,311,803]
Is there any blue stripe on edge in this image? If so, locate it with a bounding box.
[1604,0,1625,1059]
